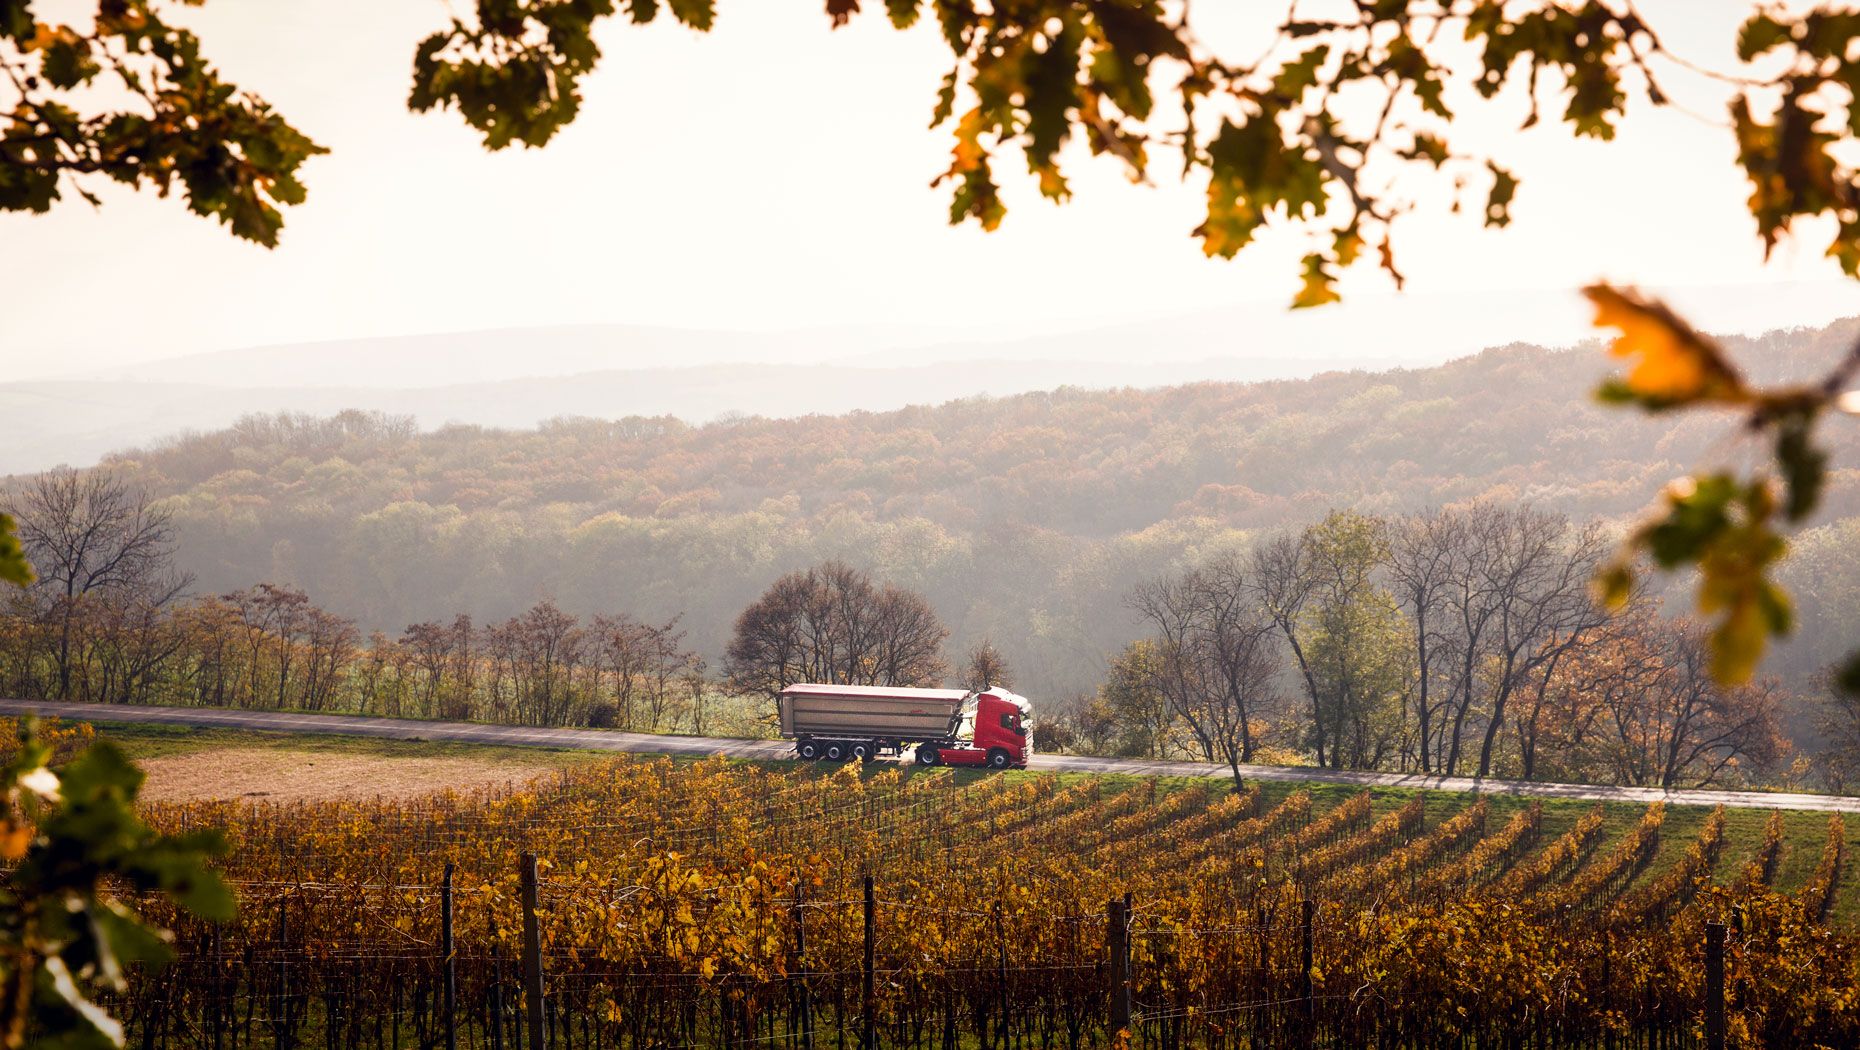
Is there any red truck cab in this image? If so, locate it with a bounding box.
[915,689,1032,770]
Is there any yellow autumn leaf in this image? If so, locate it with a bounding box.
[952,108,988,173]
[1585,284,1747,404]
[0,822,31,861]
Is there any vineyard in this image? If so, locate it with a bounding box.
[119,758,1860,1050]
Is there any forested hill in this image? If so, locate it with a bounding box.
[62,320,1860,696]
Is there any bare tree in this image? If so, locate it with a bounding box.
[5,469,190,699]
[964,639,1011,691]
[1132,554,1280,790]
[402,620,454,718]
[726,561,947,698]
[1427,505,1608,777]
[1250,532,1320,745]
[1387,509,1463,773]
[1600,620,1786,788]
[502,601,583,727]
[1471,511,1610,778]
[299,606,359,712]
[1815,669,1860,792]
[1198,556,1282,769]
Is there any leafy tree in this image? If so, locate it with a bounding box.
[1305,582,1410,773]
[1288,510,1397,768]
[1098,639,1170,760]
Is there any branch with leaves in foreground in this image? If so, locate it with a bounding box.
[1587,284,1860,693]
[0,721,232,1049]
[0,1,324,247]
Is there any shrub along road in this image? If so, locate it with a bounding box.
[2,697,1854,812]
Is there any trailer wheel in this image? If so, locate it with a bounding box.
[797,741,819,761]
[915,744,940,766]
[825,743,846,762]
[851,742,873,763]
[986,747,1013,770]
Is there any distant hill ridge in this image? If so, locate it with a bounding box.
[1,356,1403,476]
[110,320,1860,535]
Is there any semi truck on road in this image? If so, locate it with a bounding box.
[776,683,1033,769]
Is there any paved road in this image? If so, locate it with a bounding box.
[4,698,1856,813]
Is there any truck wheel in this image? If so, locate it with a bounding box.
[851,742,873,763]
[986,748,1013,770]
[916,744,940,766]
[825,743,845,762]
[797,741,819,761]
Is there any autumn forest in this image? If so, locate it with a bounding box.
[4,321,1859,792]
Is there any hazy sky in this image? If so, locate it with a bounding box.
[4,0,1858,379]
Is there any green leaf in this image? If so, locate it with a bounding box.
[1383,35,1449,119]
[666,0,714,30]
[84,901,175,988]
[1737,14,1791,60]
[930,69,958,127]
[0,0,30,41]
[1024,19,1083,166]
[1641,473,1738,568]
[1404,133,1450,167]
[1595,562,1635,610]
[0,512,32,587]
[1710,585,1780,685]
[1484,161,1517,227]
[1272,45,1329,99]
[1292,252,1341,309]
[1775,409,1828,522]
[0,730,232,1050]
[0,153,61,214]
[1836,651,1860,698]
[883,0,918,28]
[40,34,100,89]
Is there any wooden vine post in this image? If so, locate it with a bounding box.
[1106,896,1131,1037]
[862,874,877,1050]
[794,877,814,1050]
[520,852,545,1050]
[442,860,457,1050]
[1300,897,1315,1048]
[1705,921,1726,1050]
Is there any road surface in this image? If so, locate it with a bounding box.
[3,698,1855,813]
